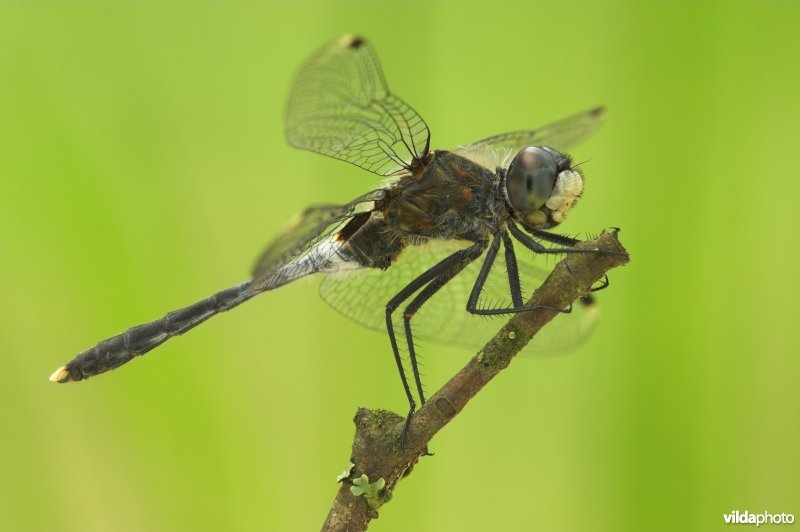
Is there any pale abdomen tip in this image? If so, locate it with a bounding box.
[49,366,70,383]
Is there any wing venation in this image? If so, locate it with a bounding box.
[286,35,431,177]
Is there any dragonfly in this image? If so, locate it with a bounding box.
[50,35,619,432]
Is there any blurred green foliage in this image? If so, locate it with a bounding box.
[2,1,799,531]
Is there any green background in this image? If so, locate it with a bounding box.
[2,1,799,531]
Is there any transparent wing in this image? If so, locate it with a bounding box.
[250,189,384,287]
[286,35,430,177]
[319,239,598,356]
[454,107,606,168]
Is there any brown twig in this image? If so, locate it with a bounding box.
[321,230,630,532]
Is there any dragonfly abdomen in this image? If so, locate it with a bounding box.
[49,280,254,383]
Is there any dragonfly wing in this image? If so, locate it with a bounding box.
[454,107,606,169]
[286,35,431,177]
[250,189,384,290]
[319,239,598,356]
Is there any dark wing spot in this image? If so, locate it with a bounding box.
[346,35,364,49]
[589,106,607,119]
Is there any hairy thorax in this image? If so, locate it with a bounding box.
[381,150,502,243]
[334,151,504,271]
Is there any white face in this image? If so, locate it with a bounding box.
[544,169,584,225]
[503,146,584,228]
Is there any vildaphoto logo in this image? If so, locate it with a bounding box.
[724,510,795,526]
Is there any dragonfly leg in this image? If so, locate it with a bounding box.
[401,242,487,404]
[466,231,573,316]
[501,231,525,307]
[530,230,612,292]
[509,221,627,257]
[590,273,610,292]
[385,240,487,444]
[530,228,581,247]
[531,229,610,292]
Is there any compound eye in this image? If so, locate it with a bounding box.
[505,147,558,213]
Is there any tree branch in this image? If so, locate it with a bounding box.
[321,230,630,531]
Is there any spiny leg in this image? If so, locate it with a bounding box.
[509,221,625,256]
[508,221,619,255]
[590,274,610,292]
[530,229,610,293]
[385,241,487,442]
[401,242,487,406]
[466,231,574,316]
[384,311,416,429]
[530,228,581,247]
[466,232,501,309]
[533,226,624,248]
[501,231,524,308]
[505,222,621,310]
[468,221,625,316]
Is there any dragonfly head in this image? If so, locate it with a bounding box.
[502,146,583,229]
